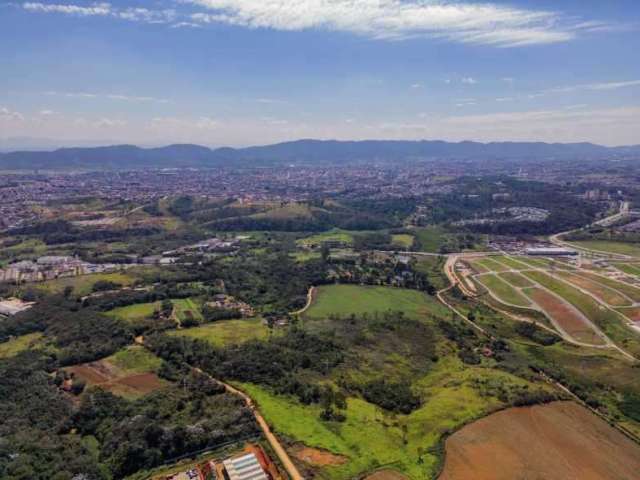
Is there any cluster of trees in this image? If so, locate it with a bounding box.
[515,321,560,346]
[360,379,421,414]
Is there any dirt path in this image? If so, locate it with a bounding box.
[197,369,305,480]
[291,287,316,316]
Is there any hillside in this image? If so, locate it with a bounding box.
[1,139,639,170]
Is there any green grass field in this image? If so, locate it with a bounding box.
[240,355,541,480]
[298,229,355,247]
[490,256,529,270]
[0,333,46,359]
[391,234,415,249]
[39,271,136,296]
[476,274,531,307]
[412,226,449,253]
[168,318,270,347]
[555,271,632,307]
[107,345,163,374]
[575,271,640,303]
[567,240,640,258]
[172,298,204,323]
[304,284,448,320]
[291,251,322,262]
[106,301,161,322]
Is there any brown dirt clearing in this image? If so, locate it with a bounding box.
[291,445,347,467]
[438,401,640,480]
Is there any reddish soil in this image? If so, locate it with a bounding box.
[556,272,631,306]
[438,401,640,480]
[67,361,166,397]
[618,307,640,322]
[291,445,347,467]
[527,288,604,344]
[364,469,409,480]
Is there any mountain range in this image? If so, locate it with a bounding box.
[1,139,639,170]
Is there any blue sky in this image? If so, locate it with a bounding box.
[1,0,639,148]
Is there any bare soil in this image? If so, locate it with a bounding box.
[291,445,347,467]
[438,401,640,480]
[364,469,409,480]
[67,361,166,398]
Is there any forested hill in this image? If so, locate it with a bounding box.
[1,139,639,170]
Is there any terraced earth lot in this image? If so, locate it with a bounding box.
[574,271,640,302]
[438,401,640,480]
[613,262,640,277]
[475,274,531,307]
[555,271,633,307]
[498,271,534,288]
[472,257,510,272]
[523,287,604,345]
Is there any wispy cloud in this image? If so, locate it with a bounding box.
[461,77,477,85]
[43,91,170,104]
[20,2,177,24]
[544,79,640,94]
[183,0,615,47]
[0,106,24,121]
[16,1,620,47]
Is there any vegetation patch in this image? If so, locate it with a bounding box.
[566,240,640,258]
[168,318,271,347]
[38,271,135,296]
[0,332,46,359]
[106,301,161,322]
[498,271,534,288]
[555,271,632,307]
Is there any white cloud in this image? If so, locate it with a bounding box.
[410,83,423,89]
[495,97,513,102]
[39,109,55,116]
[183,0,609,47]
[150,116,219,131]
[21,2,177,24]
[544,79,640,94]
[0,106,24,121]
[22,2,111,16]
[461,77,477,85]
[44,91,170,103]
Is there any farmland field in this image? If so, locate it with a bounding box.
[438,401,640,480]
[523,287,604,345]
[391,234,414,249]
[475,274,531,307]
[304,284,448,320]
[39,271,135,296]
[298,229,355,247]
[168,317,270,347]
[67,346,168,399]
[172,298,204,324]
[106,301,161,322]
[555,271,632,306]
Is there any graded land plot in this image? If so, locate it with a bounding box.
[566,240,640,258]
[522,271,640,355]
[238,357,538,480]
[555,271,633,307]
[391,234,414,249]
[488,255,529,270]
[297,229,355,247]
[471,257,510,272]
[475,274,531,308]
[438,401,640,480]
[66,346,168,399]
[172,298,204,324]
[0,332,46,359]
[303,284,448,320]
[616,307,640,323]
[509,256,554,269]
[38,271,136,296]
[612,262,640,277]
[573,271,640,303]
[522,287,604,345]
[498,271,534,288]
[168,318,270,347]
[106,301,161,322]
[466,258,490,274]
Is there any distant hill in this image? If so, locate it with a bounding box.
[1,139,639,170]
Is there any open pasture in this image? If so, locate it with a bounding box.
[438,401,640,480]
[106,301,161,322]
[39,271,136,296]
[168,318,270,347]
[303,284,448,320]
[566,240,640,258]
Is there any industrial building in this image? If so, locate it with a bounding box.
[525,247,577,256]
[222,453,269,480]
